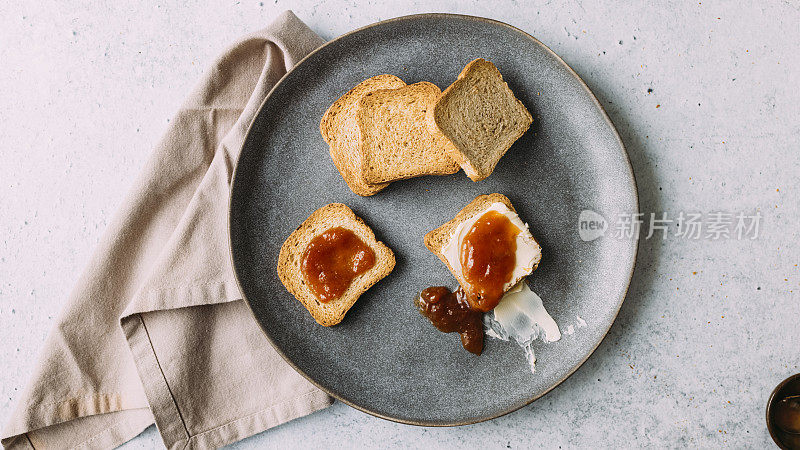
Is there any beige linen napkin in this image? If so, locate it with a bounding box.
[2,11,333,449]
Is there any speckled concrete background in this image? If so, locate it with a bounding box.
[1,1,798,448]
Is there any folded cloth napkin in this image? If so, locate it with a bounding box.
[2,11,333,450]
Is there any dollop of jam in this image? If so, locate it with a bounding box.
[416,286,484,355]
[460,210,520,312]
[301,227,376,302]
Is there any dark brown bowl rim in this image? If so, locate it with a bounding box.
[767,373,800,449]
[228,12,640,426]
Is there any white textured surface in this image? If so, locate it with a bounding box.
[1,1,799,448]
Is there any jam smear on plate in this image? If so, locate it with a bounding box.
[416,286,484,355]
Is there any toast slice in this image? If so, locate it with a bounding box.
[424,193,541,303]
[277,203,395,326]
[427,59,533,181]
[320,75,406,196]
[356,82,460,183]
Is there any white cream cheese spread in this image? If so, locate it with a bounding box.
[441,202,541,291]
[484,280,561,373]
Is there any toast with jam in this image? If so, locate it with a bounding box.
[424,193,541,312]
[277,203,395,326]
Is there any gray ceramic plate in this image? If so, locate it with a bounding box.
[229,14,638,426]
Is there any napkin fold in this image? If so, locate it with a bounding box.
[2,11,332,449]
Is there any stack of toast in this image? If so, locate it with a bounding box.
[320,58,532,196]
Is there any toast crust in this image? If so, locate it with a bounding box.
[277,203,395,326]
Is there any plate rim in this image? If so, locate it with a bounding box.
[228,12,640,427]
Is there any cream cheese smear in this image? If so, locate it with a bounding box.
[484,280,560,373]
